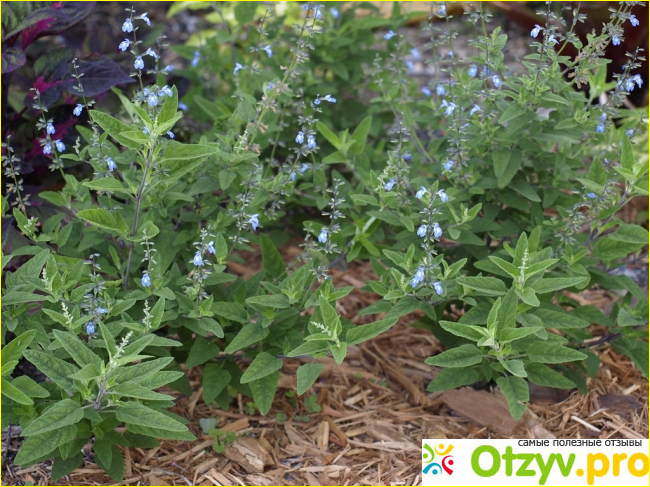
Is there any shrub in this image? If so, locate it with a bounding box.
[2,1,648,481]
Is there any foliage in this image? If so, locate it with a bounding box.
[1,1,648,480]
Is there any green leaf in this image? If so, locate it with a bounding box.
[23,350,79,391]
[525,363,575,389]
[316,121,341,149]
[531,277,588,294]
[425,344,482,367]
[1,378,33,405]
[345,316,398,346]
[9,376,49,398]
[53,330,103,369]
[500,359,527,377]
[234,1,259,23]
[249,370,279,415]
[211,301,247,323]
[350,194,378,206]
[515,287,540,307]
[496,376,529,420]
[329,341,346,365]
[488,256,519,278]
[218,170,237,190]
[527,343,588,363]
[83,178,132,196]
[530,307,590,329]
[22,399,82,436]
[214,233,228,264]
[90,111,142,150]
[246,294,290,309]
[620,132,634,171]
[95,444,124,482]
[202,363,231,404]
[318,294,340,333]
[509,178,541,202]
[1,291,47,305]
[499,327,543,343]
[127,423,196,441]
[496,288,517,333]
[14,425,76,466]
[157,85,179,126]
[77,209,126,235]
[260,233,286,280]
[456,276,507,295]
[111,383,174,401]
[116,403,188,432]
[185,336,219,368]
[224,323,269,353]
[51,454,84,482]
[493,148,520,188]
[112,357,174,384]
[426,367,479,392]
[1,330,36,366]
[350,116,372,155]
[296,363,324,395]
[241,352,283,384]
[498,104,528,124]
[439,320,486,342]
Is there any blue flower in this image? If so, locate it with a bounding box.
[307,135,316,149]
[296,131,305,144]
[207,241,216,254]
[249,214,259,231]
[531,24,542,38]
[411,47,420,60]
[140,13,150,26]
[403,154,411,162]
[415,186,428,199]
[492,75,502,88]
[433,281,444,295]
[262,45,273,57]
[55,140,65,152]
[437,5,446,16]
[384,30,395,40]
[417,225,428,237]
[624,78,635,92]
[626,129,634,138]
[385,179,395,191]
[437,189,448,202]
[179,102,188,111]
[300,163,309,173]
[97,307,108,315]
[468,65,477,78]
[167,131,174,139]
[432,223,442,239]
[119,39,130,51]
[586,192,597,199]
[596,123,605,133]
[633,74,643,88]
[122,18,133,32]
[147,93,158,107]
[193,252,204,266]
[547,34,558,45]
[134,56,144,70]
[406,61,414,72]
[107,157,117,171]
[266,82,275,90]
[422,86,432,97]
[164,64,174,72]
[290,172,296,182]
[612,35,621,46]
[72,105,84,118]
[436,84,446,96]
[443,160,454,171]
[46,122,55,135]
[441,100,456,116]
[143,127,149,134]
[86,322,96,334]
[630,15,639,27]
[145,48,158,59]
[318,228,328,243]
[410,268,426,288]
[158,85,173,97]
[141,272,151,287]
[321,94,336,103]
[314,6,323,20]
[469,104,481,116]
[330,7,340,19]
[191,50,200,68]
[313,98,321,105]
[234,62,243,74]
[599,112,607,122]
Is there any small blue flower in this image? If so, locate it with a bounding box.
[234,62,243,74]
[193,251,204,266]
[633,74,643,88]
[433,281,444,295]
[179,102,188,111]
[313,98,321,105]
[300,163,309,173]
[134,56,144,70]
[422,86,432,97]
[531,24,542,38]
[630,15,639,27]
[262,45,273,57]
[119,39,130,51]
[469,104,481,116]
[321,94,336,103]
[612,35,620,46]
[296,131,305,144]
[385,179,395,191]
[330,7,340,19]
[441,100,456,116]
[417,225,428,237]
[596,123,605,134]
[191,50,200,68]
[436,84,446,96]
[158,85,173,97]
[145,48,158,59]
[107,157,117,171]
[468,65,477,78]
[73,104,83,116]
[624,78,635,92]
[626,129,634,138]
[411,48,420,60]
[437,189,448,202]
[384,30,395,40]
[307,135,316,149]
[147,93,158,107]
[143,127,149,134]
[414,267,425,282]
[122,18,133,32]
[586,192,597,199]
[167,131,174,139]
[314,6,323,20]
[97,307,108,315]
[249,214,259,231]
[437,5,446,16]
[164,64,174,72]
[290,172,296,182]
[140,13,150,26]
[415,186,428,200]
[46,122,55,135]
[547,34,558,45]
[403,154,411,162]
[599,112,607,122]
[492,75,502,88]
[432,223,442,239]
[207,241,216,254]
[266,82,275,90]
[141,272,151,287]
[443,160,454,171]
[55,140,65,152]
[406,61,415,72]
[86,322,96,334]
[318,228,328,243]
